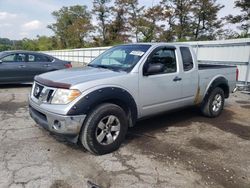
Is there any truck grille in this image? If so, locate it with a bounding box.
[33,82,55,103]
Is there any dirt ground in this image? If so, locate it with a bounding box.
[0,85,249,188]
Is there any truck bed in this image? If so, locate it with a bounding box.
[198,63,237,101]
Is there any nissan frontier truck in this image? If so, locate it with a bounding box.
[29,43,237,155]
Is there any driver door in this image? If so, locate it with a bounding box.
[0,53,27,83]
[139,46,183,117]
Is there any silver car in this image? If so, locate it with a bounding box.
[28,43,237,155]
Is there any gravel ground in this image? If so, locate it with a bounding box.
[0,84,249,188]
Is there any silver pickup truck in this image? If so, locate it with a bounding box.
[28,43,237,155]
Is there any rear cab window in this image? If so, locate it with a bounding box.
[180,47,194,71]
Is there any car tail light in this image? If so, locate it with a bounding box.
[65,63,72,68]
[236,67,239,81]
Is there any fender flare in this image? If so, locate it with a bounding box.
[67,87,138,126]
[203,76,230,102]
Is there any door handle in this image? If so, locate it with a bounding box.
[44,64,51,67]
[173,76,182,82]
[18,65,26,68]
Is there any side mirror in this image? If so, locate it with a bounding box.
[0,60,2,64]
[144,63,164,76]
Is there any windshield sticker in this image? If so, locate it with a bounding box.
[130,51,145,56]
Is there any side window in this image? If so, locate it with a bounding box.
[180,47,193,71]
[145,47,177,74]
[16,54,26,62]
[47,56,53,62]
[28,54,35,62]
[2,54,26,62]
[1,54,16,62]
[34,54,50,62]
[41,55,51,62]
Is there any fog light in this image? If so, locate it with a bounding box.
[53,120,62,130]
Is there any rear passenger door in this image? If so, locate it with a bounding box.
[35,54,54,73]
[25,54,54,80]
[179,47,198,104]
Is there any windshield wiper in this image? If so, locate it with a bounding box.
[96,65,111,70]
[87,64,97,68]
[88,64,109,69]
[88,64,121,72]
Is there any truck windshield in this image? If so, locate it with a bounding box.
[88,44,151,72]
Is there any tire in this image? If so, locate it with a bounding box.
[80,103,128,155]
[200,87,225,117]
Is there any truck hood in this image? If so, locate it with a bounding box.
[36,66,126,88]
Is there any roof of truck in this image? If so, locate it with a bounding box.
[118,42,191,47]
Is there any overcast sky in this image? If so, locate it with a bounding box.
[0,0,241,40]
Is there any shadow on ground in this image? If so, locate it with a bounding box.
[126,107,250,142]
[124,107,250,188]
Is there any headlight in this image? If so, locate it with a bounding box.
[51,89,81,104]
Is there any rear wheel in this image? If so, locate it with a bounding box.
[201,87,225,117]
[80,103,128,155]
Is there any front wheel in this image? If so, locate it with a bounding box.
[80,103,128,155]
[200,87,225,117]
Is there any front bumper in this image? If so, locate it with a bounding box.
[28,96,86,143]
